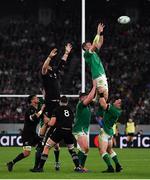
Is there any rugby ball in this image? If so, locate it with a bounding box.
[117,16,131,24]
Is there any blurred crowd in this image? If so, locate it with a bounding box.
[0,14,150,124]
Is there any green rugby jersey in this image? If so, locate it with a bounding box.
[73,101,91,133]
[102,104,122,136]
[84,50,106,79]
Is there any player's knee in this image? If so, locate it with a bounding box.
[54,143,60,151]
[107,148,113,154]
[99,148,106,155]
[45,143,53,150]
[23,150,30,157]
[67,144,74,150]
[83,146,89,154]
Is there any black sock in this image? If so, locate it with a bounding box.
[34,147,43,169]
[12,153,26,164]
[54,149,60,162]
[69,149,80,168]
[39,154,48,169]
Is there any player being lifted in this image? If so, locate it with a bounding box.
[82,22,108,117]
[97,93,122,173]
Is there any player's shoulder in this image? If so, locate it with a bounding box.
[77,100,86,109]
[60,105,72,111]
[26,105,35,113]
[84,50,92,57]
[109,104,122,116]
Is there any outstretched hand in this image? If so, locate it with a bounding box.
[97,23,105,34]
[65,43,72,54]
[49,48,57,58]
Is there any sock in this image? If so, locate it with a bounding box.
[12,153,26,164]
[78,150,87,167]
[69,149,80,168]
[38,154,48,169]
[102,153,112,167]
[110,151,119,165]
[33,146,43,169]
[54,149,60,163]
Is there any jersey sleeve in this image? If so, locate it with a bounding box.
[78,101,86,109]
[51,108,57,118]
[55,60,66,75]
[84,51,92,58]
[26,107,37,121]
[108,104,122,119]
[95,48,99,54]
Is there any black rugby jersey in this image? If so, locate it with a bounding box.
[22,105,41,137]
[51,105,74,129]
[41,60,66,102]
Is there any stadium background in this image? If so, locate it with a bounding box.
[0,0,150,146]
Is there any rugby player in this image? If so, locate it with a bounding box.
[37,43,72,171]
[33,96,83,172]
[82,23,108,102]
[73,80,96,171]
[6,95,46,172]
[97,93,122,173]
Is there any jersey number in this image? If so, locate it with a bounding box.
[64,110,70,117]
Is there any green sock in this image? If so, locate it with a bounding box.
[102,153,112,167]
[110,152,120,165]
[112,155,119,165]
[78,151,87,167]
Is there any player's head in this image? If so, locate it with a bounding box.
[128,118,133,122]
[113,99,122,109]
[60,96,68,106]
[28,95,39,104]
[79,92,87,101]
[82,41,92,51]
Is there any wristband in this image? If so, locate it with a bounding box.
[38,110,42,116]
[99,93,104,97]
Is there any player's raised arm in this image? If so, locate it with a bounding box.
[48,117,56,126]
[62,43,72,61]
[82,80,97,106]
[56,43,72,73]
[30,104,46,120]
[42,48,57,75]
[99,93,108,110]
[90,23,105,51]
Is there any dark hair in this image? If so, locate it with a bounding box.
[82,42,87,51]
[28,95,36,103]
[79,92,87,98]
[60,96,68,104]
[82,41,91,51]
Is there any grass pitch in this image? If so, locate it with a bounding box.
[0,147,150,179]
